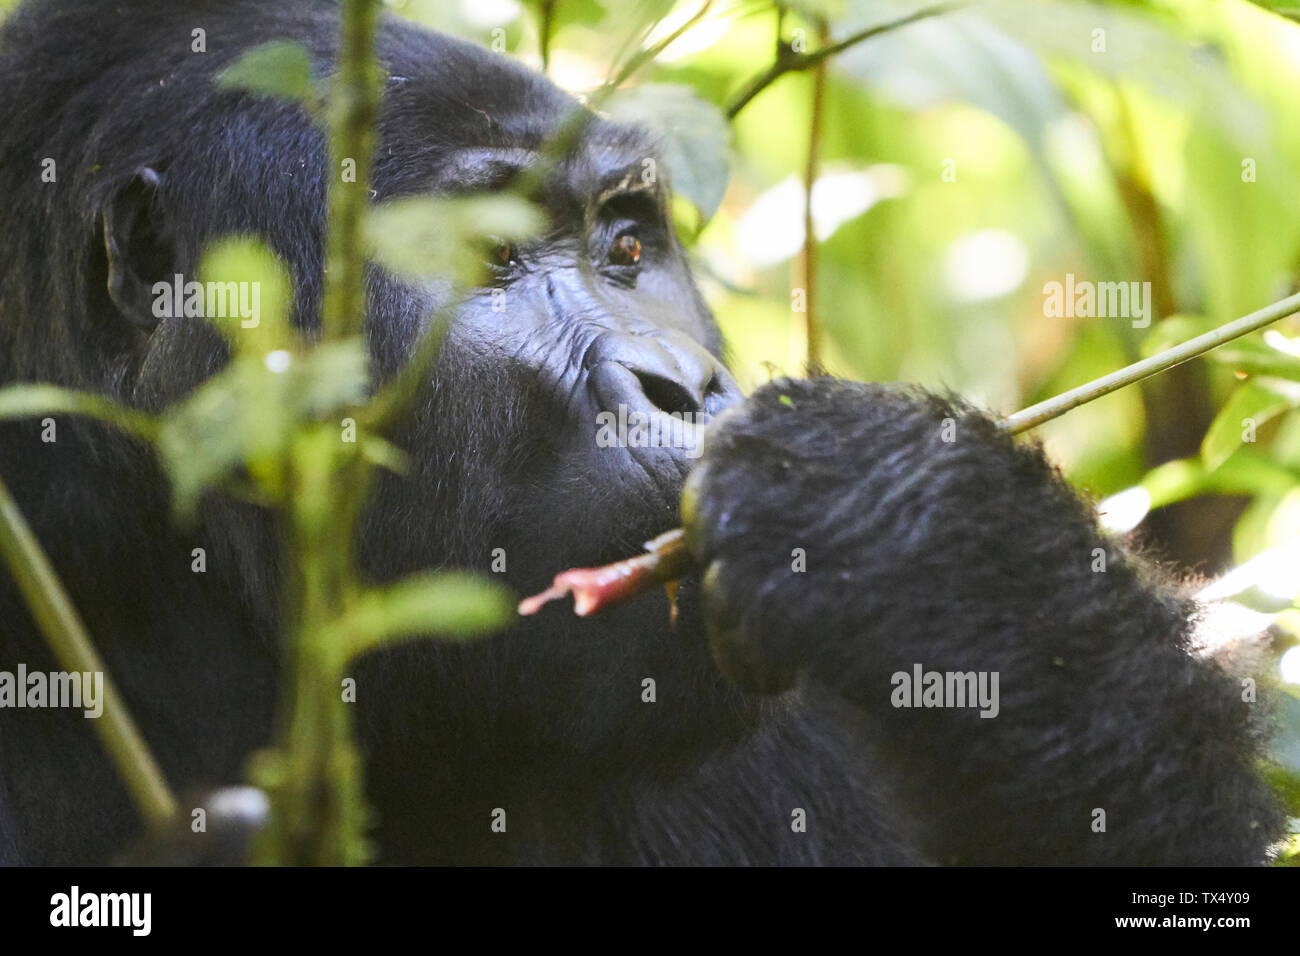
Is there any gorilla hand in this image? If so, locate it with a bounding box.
[680,377,1281,865]
[681,378,1033,696]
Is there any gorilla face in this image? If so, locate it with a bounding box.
[67,4,741,582]
[0,1,752,806]
[346,54,749,753]
[363,101,743,576]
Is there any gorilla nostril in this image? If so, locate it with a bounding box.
[703,367,742,417]
[635,370,701,416]
[584,331,740,419]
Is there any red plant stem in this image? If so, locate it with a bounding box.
[518,529,693,617]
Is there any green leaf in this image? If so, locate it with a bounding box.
[1202,380,1296,470]
[366,194,544,284]
[197,237,296,355]
[340,572,514,659]
[1209,340,1300,381]
[970,0,1268,147]
[292,341,372,418]
[520,0,606,30]
[157,340,371,517]
[1137,449,1300,511]
[1139,458,1208,510]
[359,435,411,477]
[606,84,732,221]
[1211,450,1300,498]
[0,384,159,442]
[1183,128,1300,329]
[217,41,314,103]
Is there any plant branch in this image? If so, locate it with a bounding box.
[0,385,159,441]
[1001,291,1300,434]
[606,0,714,91]
[538,0,556,72]
[321,0,383,341]
[253,0,383,867]
[798,16,828,370]
[359,307,452,429]
[0,475,177,827]
[726,2,959,119]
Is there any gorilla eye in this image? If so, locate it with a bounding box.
[608,233,641,267]
[488,236,516,269]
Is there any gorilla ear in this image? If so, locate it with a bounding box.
[103,167,174,330]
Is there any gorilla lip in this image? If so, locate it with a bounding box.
[518,528,693,617]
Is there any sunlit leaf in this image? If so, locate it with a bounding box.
[1201,380,1295,469]
[198,238,296,355]
[835,4,1070,163]
[1209,340,1300,381]
[158,340,370,517]
[1139,458,1207,509]
[973,0,1268,146]
[784,1,848,22]
[519,0,606,31]
[1138,449,1299,509]
[1199,539,1300,609]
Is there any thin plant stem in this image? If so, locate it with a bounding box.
[321,0,383,341]
[726,2,958,119]
[1002,292,1300,434]
[798,16,828,370]
[0,475,177,827]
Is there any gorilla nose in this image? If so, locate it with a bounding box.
[585,331,741,418]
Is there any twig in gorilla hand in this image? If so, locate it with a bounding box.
[519,290,1300,618]
[517,528,692,618]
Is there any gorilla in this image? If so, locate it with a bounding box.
[0,0,1283,865]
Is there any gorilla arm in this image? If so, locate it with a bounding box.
[681,378,1282,865]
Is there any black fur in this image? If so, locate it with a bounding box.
[0,0,1281,865]
[687,379,1282,864]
